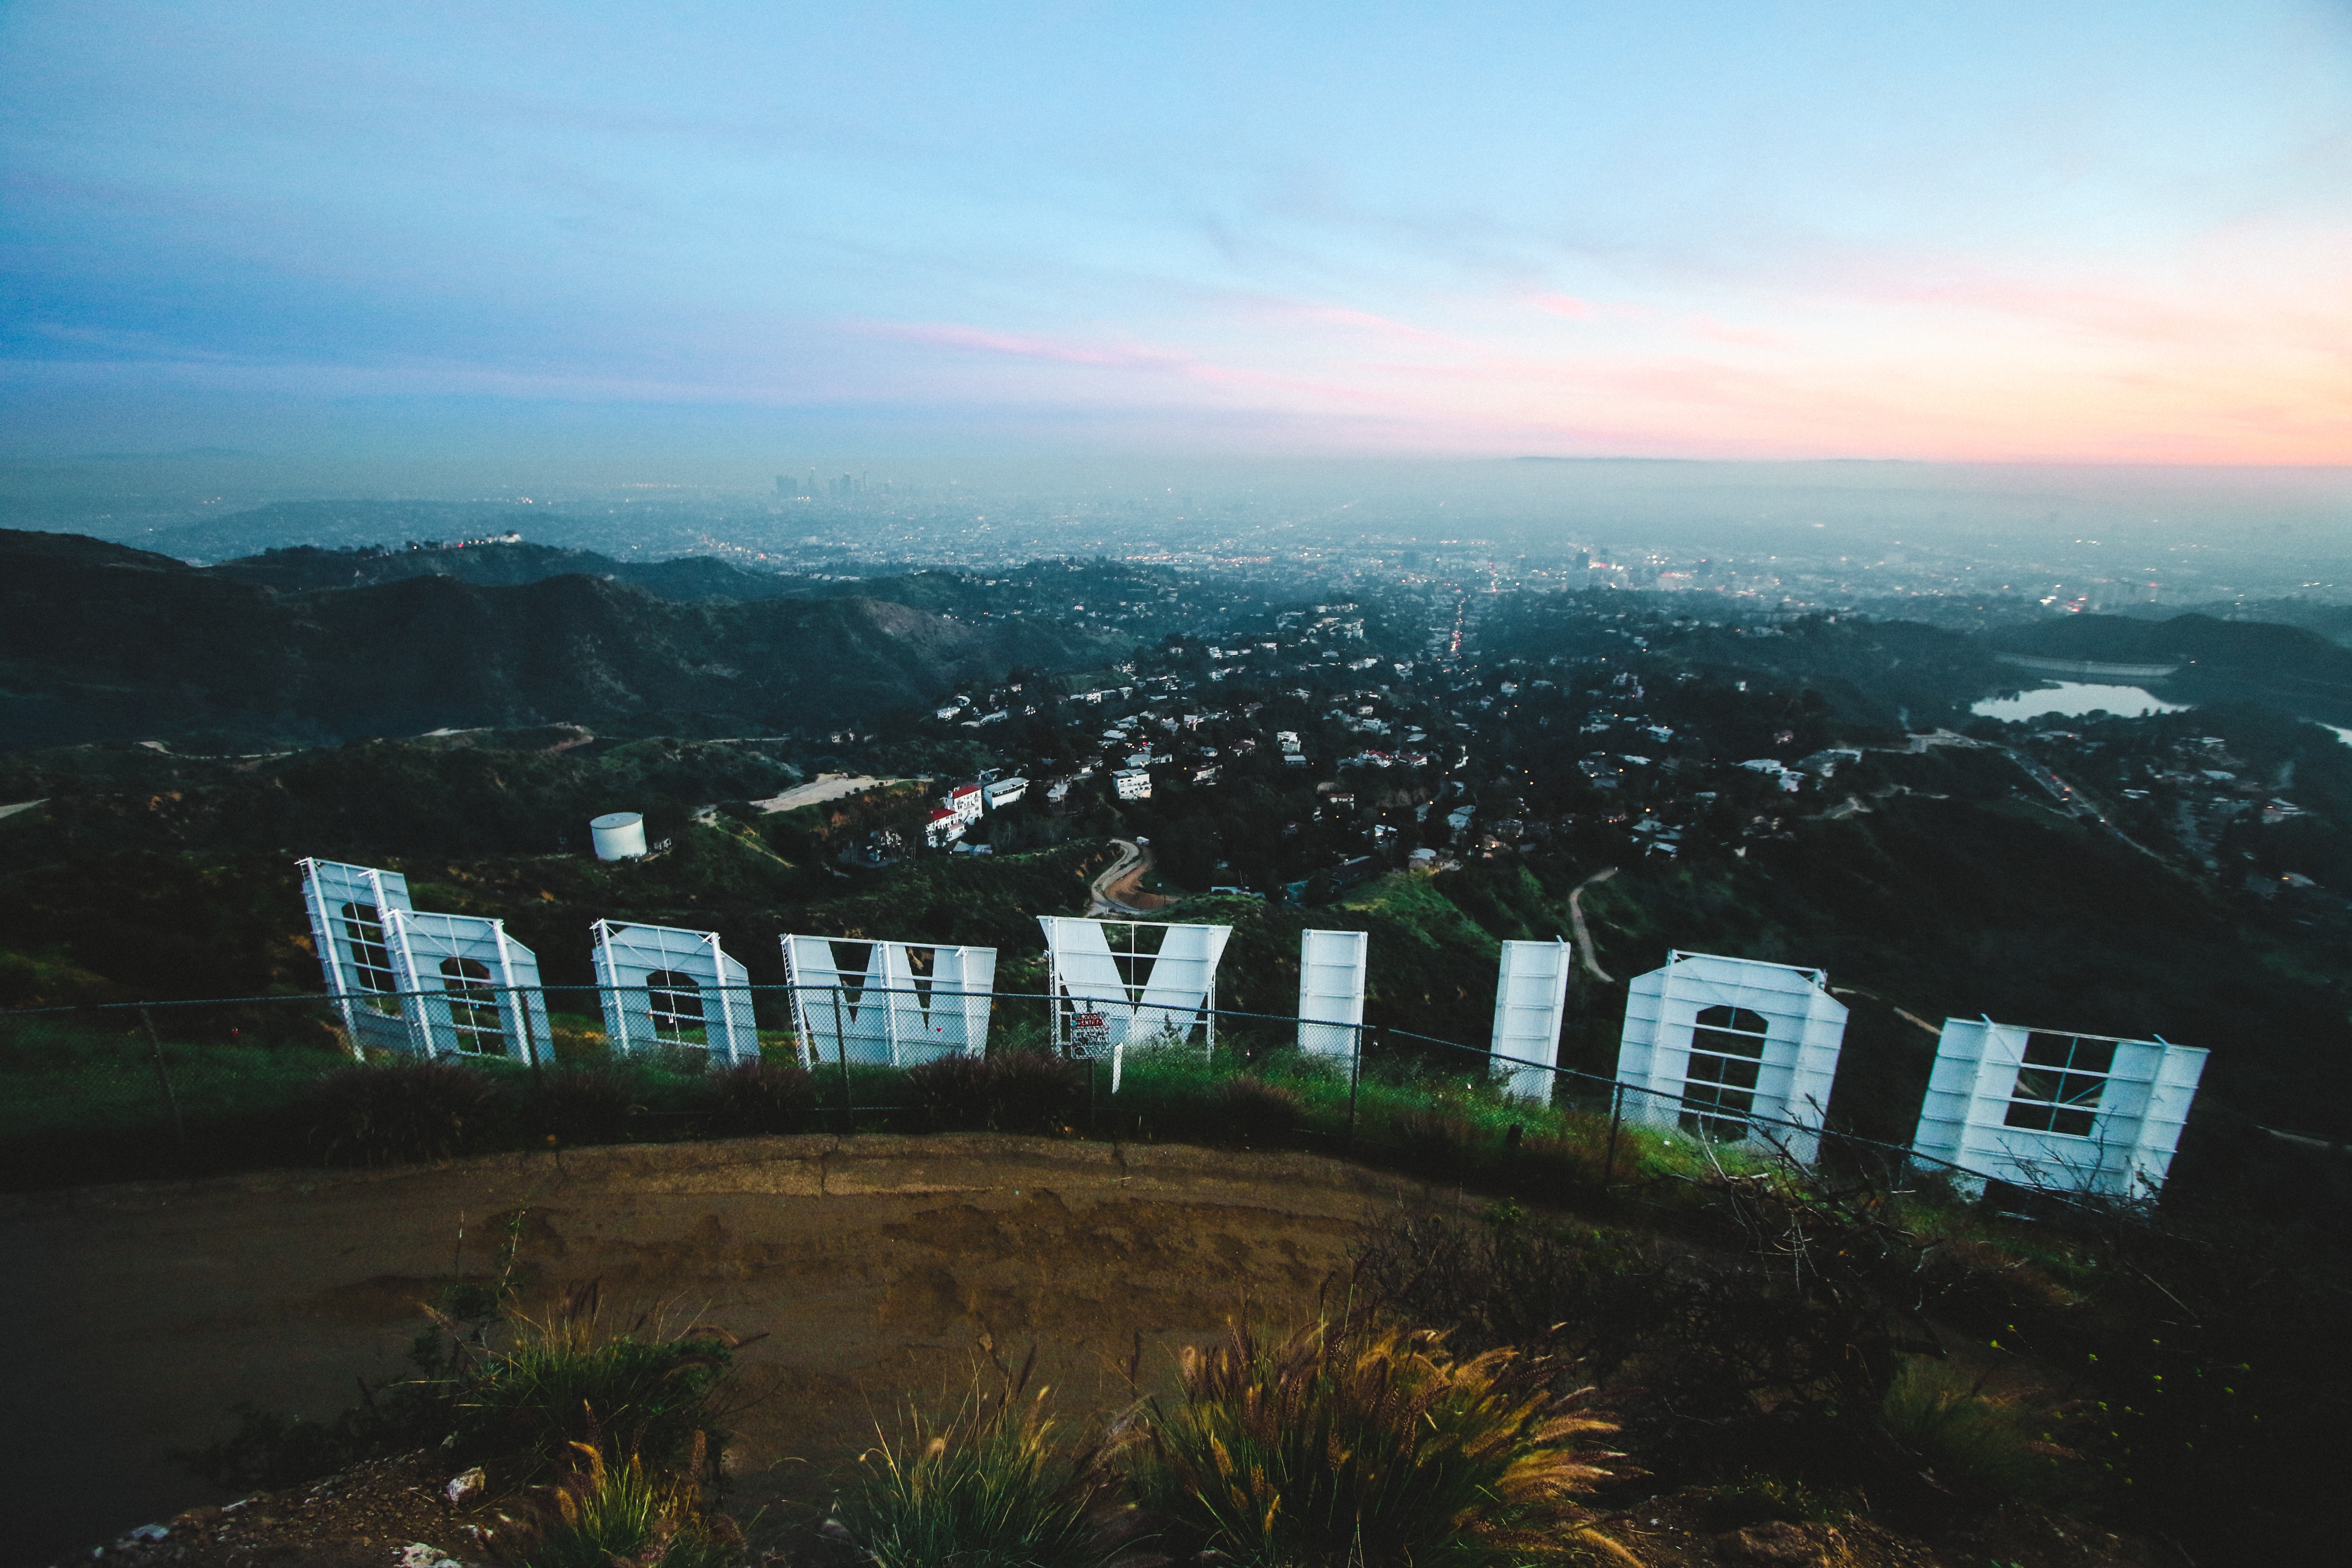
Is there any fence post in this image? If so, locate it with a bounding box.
[830,986,855,1135]
[519,990,545,1093]
[1344,1025,1366,1153]
[1601,1083,1624,1195]
[138,1006,187,1150]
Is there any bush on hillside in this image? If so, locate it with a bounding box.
[702,1058,817,1135]
[1391,1107,1478,1175]
[304,1057,497,1165]
[984,1051,1086,1134]
[1351,1202,1668,1375]
[486,1442,744,1568]
[836,1357,1133,1568]
[904,1051,1084,1135]
[426,1283,742,1492]
[1136,1315,1620,1568]
[535,1066,636,1146]
[903,1053,995,1131]
[1208,1075,1300,1148]
[1879,1358,2080,1504]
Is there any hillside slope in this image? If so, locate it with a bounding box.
[205,540,803,600]
[1996,612,2352,719]
[0,530,1116,748]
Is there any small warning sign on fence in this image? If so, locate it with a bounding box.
[1069,1011,1111,1058]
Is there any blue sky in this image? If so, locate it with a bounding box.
[3,2,2348,463]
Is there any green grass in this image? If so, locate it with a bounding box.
[451,1302,737,1490]
[0,1020,346,1142]
[1880,1357,2079,1504]
[0,998,1777,1212]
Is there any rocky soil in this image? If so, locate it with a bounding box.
[15,1134,2189,1568]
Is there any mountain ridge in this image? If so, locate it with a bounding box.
[0,529,1119,750]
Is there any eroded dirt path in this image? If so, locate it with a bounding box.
[3,1136,1441,1566]
[1087,836,1173,914]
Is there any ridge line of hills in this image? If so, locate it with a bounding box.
[10,524,2352,755]
[0,528,1141,750]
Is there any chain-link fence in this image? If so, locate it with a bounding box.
[0,982,2105,1207]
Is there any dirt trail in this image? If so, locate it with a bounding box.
[1568,866,1618,983]
[3,1136,1438,1567]
[1089,836,1173,913]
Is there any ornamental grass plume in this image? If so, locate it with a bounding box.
[488,1439,744,1568]
[835,1348,1139,1568]
[1137,1315,1623,1568]
[446,1281,747,1491]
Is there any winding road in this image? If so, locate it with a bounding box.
[1088,837,1173,915]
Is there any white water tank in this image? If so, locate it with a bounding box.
[590,811,647,861]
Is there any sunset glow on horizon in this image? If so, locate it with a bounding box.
[3,2,2347,465]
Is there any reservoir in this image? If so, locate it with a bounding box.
[1972,686,2352,751]
[1971,681,2191,722]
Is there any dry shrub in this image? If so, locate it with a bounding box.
[1137,1314,1620,1568]
[487,1439,744,1568]
[305,1057,496,1165]
[1391,1107,1476,1173]
[836,1352,1136,1568]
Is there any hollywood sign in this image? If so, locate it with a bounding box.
[299,858,2205,1198]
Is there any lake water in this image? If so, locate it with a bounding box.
[1970,681,2192,722]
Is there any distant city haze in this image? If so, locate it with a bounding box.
[9,453,2346,612]
[2,3,2346,466]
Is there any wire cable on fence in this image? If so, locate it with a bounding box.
[0,981,2186,1211]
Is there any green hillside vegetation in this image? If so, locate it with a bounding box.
[0,529,1132,749]
[1482,594,2010,732]
[8,722,2347,1173]
[133,499,587,560]
[1996,611,2352,721]
[206,541,805,600]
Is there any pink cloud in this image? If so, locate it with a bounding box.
[1527,292,1595,319]
[1280,303,1462,347]
[842,285,2352,465]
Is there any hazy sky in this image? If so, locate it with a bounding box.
[4,2,2349,464]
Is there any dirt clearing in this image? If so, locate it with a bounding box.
[3,1135,1441,1566]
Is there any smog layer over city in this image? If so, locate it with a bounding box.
[3,7,2348,1568]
